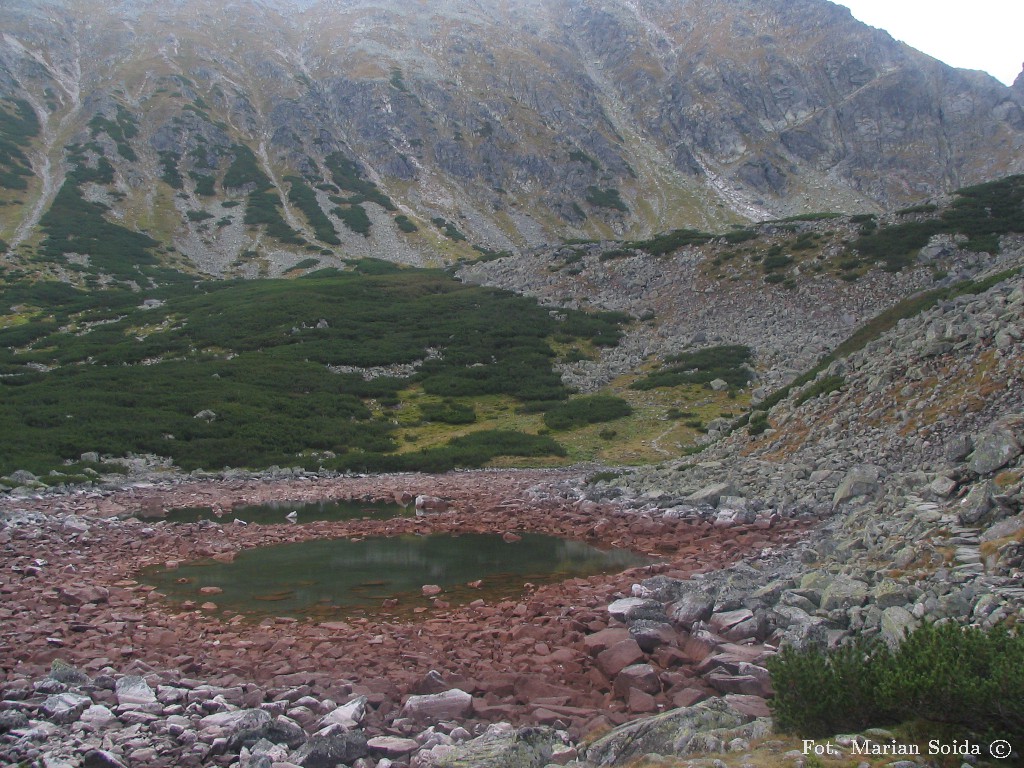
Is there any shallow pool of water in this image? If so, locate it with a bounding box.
[143,498,408,525]
[145,533,653,619]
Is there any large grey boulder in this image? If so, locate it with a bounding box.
[291,731,368,768]
[968,422,1022,475]
[832,465,881,506]
[583,698,754,766]
[880,606,919,649]
[199,708,272,736]
[820,575,869,612]
[431,725,563,768]
[685,482,736,507]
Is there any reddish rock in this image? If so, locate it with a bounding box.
[513,675,577,704]
[57,586,109,606]
[367,736,419,757]
[421,585,442,597]
[627,688,658,713]
[583,627,630,656]
[671,686,709,708]
[595,639,644,678]
[706,672,769,697]
[724,693,771,718]
[613,664,661,697]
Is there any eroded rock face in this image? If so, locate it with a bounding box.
[431,724,563,768]
[583,699,756,766]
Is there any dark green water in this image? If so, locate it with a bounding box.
[146,533,653,619]
[144,499,408,525]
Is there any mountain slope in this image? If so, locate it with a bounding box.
[1,0,1023,284]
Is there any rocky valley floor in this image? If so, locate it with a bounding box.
[1,470,811,768]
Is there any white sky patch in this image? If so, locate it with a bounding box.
[832,0,1023,86]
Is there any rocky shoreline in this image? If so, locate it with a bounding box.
[1,469,813,767]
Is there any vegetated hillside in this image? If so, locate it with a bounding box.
[0,265,630,483]
[3,175,1023,484]
[1,0,1022,286]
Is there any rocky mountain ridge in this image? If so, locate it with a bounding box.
[2,0,1023,285]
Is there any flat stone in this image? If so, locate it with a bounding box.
[367,736,419,757]
[200,708,272,735]
[401,688,473,722]
[583,627,631,655]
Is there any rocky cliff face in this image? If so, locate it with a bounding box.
[1,0,1022,282]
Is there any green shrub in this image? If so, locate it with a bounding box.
[395,214,418,233]
[420,400,476,425]
[768,623,1024,744]
[190,173,216,196]
[795,375,844,405]
[286,176,340,244]
[542,395,632,430]
[585,186,628,212]
[158,151,184,189]
[333,204,371,236]
[747,411,769,435]
[631,345,753,391]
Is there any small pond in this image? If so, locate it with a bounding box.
[145,533,654,619]
[141,498,409,525]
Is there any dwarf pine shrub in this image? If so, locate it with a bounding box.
[767,622,1024,744]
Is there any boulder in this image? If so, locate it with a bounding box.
[41,692,92,724]
[115,676,157,706]
[607,598,664,623]
[685,483,736,507]
[318,695,367,729]
[583,698,754,766]
[820,576,869,612]
[199,708,272,736]
[415,495,449,513]
[968,424,1022,475]
[595,639,645,678]
[880,606,919,649]
[832,465,881,506]
[291,731,368,768]
[667,595,714,628]
[401,688,473,722]
[432,724,563,768]
[957,481,994,525]
[614,664,661,697]
[82,750,129,768]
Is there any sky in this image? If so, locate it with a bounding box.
[832,0,1023,86]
